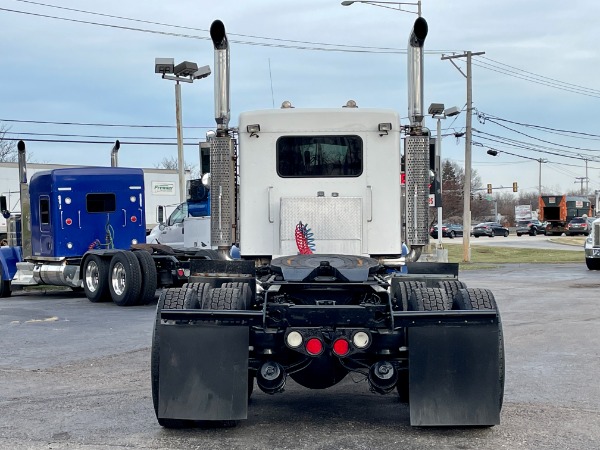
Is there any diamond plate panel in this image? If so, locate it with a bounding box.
[210,137,236,246]
[280,197,362,254]
[405,135,430,245]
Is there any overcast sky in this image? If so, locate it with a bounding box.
[1,0,599,197]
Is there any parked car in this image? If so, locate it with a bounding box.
[472,222,510,238]
[566,217,590,236]
[516,219,546,236]
[430,223,463,239]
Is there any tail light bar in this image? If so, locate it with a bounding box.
[284,329,372,357]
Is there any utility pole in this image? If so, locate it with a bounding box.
[575,177,587,195]
[442,50,485,262]
[584,158,589,195]
[538,158,547,197]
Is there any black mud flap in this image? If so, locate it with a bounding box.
[158,324,249,421]
[408,322,500,426]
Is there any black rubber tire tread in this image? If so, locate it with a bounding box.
[181,282,211,309]
[151,288,198,428]
[134,250,158,305]
[453,287,496,310]
[449,231,455,239]
[503,230,509,237]
[437,280,467,303]
[83,254,110,303]
[586,258,600,270]
[530,228,537,236]
[108,251,143,307]
[396,281,426,311]
[221,282,251,309]
[453,288,505,410]
[204,287,245,310]
[407,287,451,311]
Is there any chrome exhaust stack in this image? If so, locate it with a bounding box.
[407,17,428,128]
[110,140,120,167]
[403,17,430,259]
[209,20,236,252]
[17,141,32,258]
[210,20,230,134]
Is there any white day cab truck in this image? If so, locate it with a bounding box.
[150,18,504,429]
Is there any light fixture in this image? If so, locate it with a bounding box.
[247,124,261,138]
[428,103,444,115]
[154,57,174,74]
[378,122,392,136]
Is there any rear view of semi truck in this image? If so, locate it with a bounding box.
[150,17,504,428]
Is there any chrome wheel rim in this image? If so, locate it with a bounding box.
[111,262,126,296]
[85,261,99,293]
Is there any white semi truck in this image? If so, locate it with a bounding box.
[151,17,504,429]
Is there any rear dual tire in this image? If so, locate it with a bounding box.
[84,251,157,306]
[83,255,110,303]
[109,251,143,307]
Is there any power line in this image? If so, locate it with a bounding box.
[0,6,444,54]
[0,118,210,129]
[1,137,202,146]
[480,56,600,95]
[476,113,600,153]
[3,131,202,140]
[11,0,412,53]
[475,111,600,140]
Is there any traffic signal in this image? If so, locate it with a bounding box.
[513,182,518,192]
[487,183,492,194]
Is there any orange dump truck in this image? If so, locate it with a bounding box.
[538,195,592,236]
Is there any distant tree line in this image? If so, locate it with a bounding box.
[432,159,597,227]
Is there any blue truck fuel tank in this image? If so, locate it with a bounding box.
[28,167,147,258]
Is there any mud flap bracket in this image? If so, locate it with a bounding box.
[158,323,249,421]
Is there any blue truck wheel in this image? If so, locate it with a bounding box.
[83,255,110,303]
[108,251,142,307]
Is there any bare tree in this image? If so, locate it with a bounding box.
[0,124,17,162]
[154,155,199,178]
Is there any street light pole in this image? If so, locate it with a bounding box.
[436,116,443,249]
[174,82,185,203]
[429,103,460,252]
[155,58,211,203]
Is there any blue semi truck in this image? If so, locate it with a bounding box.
[0,141,207,305]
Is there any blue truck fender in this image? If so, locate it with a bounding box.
[0,246,23,281]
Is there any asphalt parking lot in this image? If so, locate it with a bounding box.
[1,262,599,449]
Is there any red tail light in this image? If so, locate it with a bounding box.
[333,338,350,356]
[305,338,323,356]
